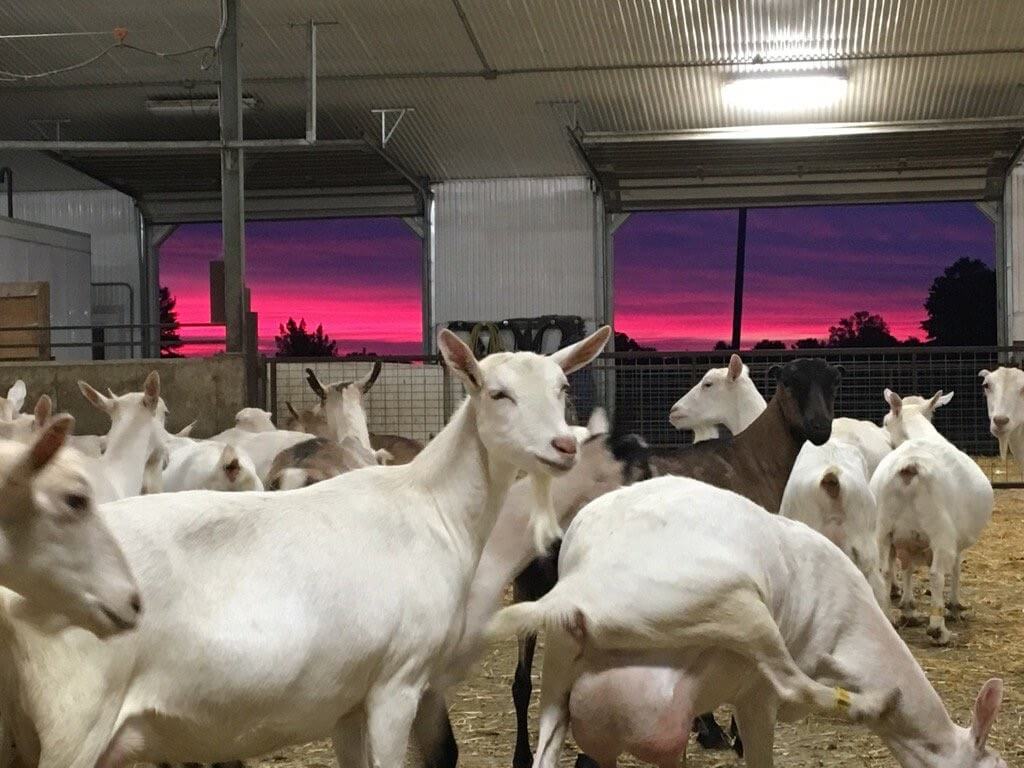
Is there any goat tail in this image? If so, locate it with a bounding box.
[896,461,923,485]
[486,598,588,645]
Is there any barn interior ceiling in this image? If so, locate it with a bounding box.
[2,0,1023,214]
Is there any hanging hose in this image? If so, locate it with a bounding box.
[1,167,12,217]
[468,321,506,358]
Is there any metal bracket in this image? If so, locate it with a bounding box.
[28,118,71,143]
[371,108,415,148]
[540,99,580,130]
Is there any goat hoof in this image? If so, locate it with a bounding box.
[926,625,952,645]
[898,613,924,628]
[946,601,969,612]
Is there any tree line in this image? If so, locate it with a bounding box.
[158,257,997,357]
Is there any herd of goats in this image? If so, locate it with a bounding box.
[0,324,1016,768]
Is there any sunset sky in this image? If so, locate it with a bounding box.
[159,201,994,355]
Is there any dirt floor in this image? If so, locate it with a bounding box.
[245,491,1024,768]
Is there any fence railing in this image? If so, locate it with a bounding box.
[0,322,227,360]
[267,345,1020,486]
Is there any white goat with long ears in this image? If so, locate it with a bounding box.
[0,380,26,421]
[0,394,52,444]
[488,477,1006,768]
[669,354,765,440]
[978,366,1024,465]
[0,417,141,638]
[78,371,167,503]
[161,431,263,493]
[305,361,381,449]
[874,389,993,645]
[0,326,610,768]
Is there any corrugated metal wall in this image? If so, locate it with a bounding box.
[0,217,92,361]
[1006,165,1024,343]
[432,177,600,329]
[13,189,141,359]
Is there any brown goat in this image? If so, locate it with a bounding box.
[265,436,384,490]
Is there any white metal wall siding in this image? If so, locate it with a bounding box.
[1007,166,1024,343]
[13,189,141,358]
[0,218,92,361]
[433,177,598,329]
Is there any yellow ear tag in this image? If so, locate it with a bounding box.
[834,687,852,710]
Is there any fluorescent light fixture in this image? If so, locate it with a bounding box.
[145,96,258,115]
[722,75,847,111]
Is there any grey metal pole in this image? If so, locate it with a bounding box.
[306,21,317,143]
[421,193,434,354]
[731,208,748,350]
[219,0,246,356]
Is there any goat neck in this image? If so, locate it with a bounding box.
[732,395,806,512]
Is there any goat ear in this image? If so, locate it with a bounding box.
[176,421,196,437]
[833,364,845,377]
[767,364,781,380]
[78,380,113,413]
[884,388,902,416]
[970,678,1003,750]
[978,369,991,379]
[550,326,611,375]
[142,371,161,409]
[934,390,954,409]
[285,402,300,420]
[438,329,484,393]
[33,395,52,428]
[220,445,241,482]
[305,369,327,400]
[727,354,744,381]
[586,407,610,436]
[358,361,382,394]
[5,380,26,413]
[19,414,75,477]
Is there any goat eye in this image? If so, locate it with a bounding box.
[490,390,514,402]
[702,381,713,388]
[64,494,89,513]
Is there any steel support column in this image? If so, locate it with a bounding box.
[144,222,178,358]
[421,192,435,354]
[219,0,247,361]
[731,208,748,350]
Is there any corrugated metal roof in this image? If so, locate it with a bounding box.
[1,0,1022,198]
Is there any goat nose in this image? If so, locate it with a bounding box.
[129,592,142,616]
[551,436,577,456]
[993,416,1010,428]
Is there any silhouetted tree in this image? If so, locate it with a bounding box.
[752,339,786,349]
[921,258,997,345]
[159,286,183,358]
[713,340,731,350]
[902,336,924,347]
[828,311,899,348]
[792,337,824,349]
[274,317,337,358]
[614,331,656,352]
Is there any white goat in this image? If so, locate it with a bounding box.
[873,389,994,645]
[668,354,765,441]
[978,366,1024,466]
[668,356,893,473]
[780,440,887,607]
[162,431,263,493]
[488,477,1006,768]
[0,394,52,444]
[232,407,276,433]
[0,326,610,768]
[209,425,316,485]
[0,417,140,638]
[0,380,26,421]
[78,372,167,504]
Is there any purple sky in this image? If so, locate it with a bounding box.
[160,201,994,354]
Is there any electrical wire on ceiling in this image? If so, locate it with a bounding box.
[0,2,227,82]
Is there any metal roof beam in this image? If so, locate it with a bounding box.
[581,117,1024,144]
[0,138,367,152]
[361,133,429,210]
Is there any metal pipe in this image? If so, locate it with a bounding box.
[306,21,317,143]
[0,167,11,217]
[0,138,365,152]
[730,208,748,350]
[8,45,1024,93]
[219,0,246,357]
[361,134,430,207]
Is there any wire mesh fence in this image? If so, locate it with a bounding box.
[267,346,1021,487]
